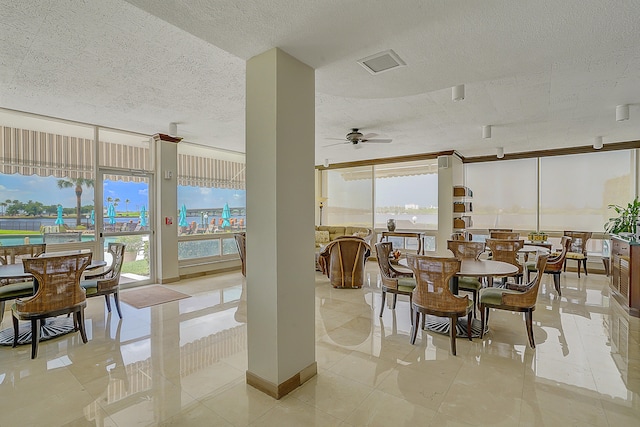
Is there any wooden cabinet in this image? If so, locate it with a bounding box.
[610,235,640,317]
[453,186,473,231]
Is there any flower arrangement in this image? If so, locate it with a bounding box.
[392,250,402,260]
[528,231,548,242]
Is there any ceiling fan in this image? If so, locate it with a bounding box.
[325,128,392,147]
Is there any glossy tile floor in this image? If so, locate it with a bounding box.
[0,263,639,426]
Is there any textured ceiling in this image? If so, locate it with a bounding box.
[1,0,640,164]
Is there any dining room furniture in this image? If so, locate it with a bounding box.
[12,252,92,358]
[447,240,486,317]
[375,242,416,319]
[405,254,472,355]
[234,232,246,277]
[320,237,370,288]
[379,231,424,255]
[0,243,46,323]
[488,228,513,233]
[479,254,549,348]
[486,238,524,284]
[610,235,640,317]
[526,236,571,296]
[489,231,520,240]
[81,243,126,318]
[563,231,592,277]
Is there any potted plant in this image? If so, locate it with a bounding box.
[605,198,640,236]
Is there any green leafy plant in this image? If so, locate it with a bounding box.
[605,198,640,234]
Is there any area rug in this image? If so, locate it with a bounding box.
[120,285,190,309]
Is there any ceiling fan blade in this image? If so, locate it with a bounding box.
[325,137,347,141]
[323,141,350,147]
[362,133,378,139]
[362,138,392,143]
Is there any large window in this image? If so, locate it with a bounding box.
[177,143,245,261]
[540,151,634,231]
[465,158,538,231]
[374,160,438,230]
[325,166,373,227]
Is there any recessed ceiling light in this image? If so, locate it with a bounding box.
[357,49,406,75]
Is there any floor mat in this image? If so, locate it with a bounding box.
[120,285,190,309]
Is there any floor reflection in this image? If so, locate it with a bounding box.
[0,266,638,426]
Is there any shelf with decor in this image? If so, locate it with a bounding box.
[453,186,473,232]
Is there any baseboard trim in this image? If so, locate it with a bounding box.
[246,362,317,399]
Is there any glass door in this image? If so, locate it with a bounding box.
[98,169,154,286]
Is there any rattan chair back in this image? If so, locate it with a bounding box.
[447,240,485,260]
[486,238,524,273]
[234,233,246,276]
[17,252,92,314]
[502,254,548,308]
[98,243,125,290]
[563,231,592,255]
[546,236,572,272]
[0,244,46,265]
[405,254,466,312]
[489,231,520,240]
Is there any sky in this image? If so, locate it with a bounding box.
[0,174,246,212]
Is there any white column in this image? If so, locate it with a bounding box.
[437,154,464,254]
[153,133,181,283]
[245,48,317,398]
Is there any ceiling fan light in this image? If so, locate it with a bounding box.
[452,84,465,101]
[482,125,492,139]
[616,104,629,122]
[593,136,603,150]
[497,147,504,158]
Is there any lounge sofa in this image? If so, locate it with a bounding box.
[315,225,373,248]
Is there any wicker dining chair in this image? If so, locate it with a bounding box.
[375,242,416,319]
[81,243,125,318]
[405,254,472,355]
[563,231,592,277]
[479,254,549,348]
[485,238,524,284]
[0,244,46,323]
[526,236,572,296]
[489,231,520,240]
[320,237,371,288]
[234,233,246,277]
[12,252,92,359]
[447,240,486,317]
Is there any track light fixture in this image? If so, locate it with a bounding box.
[616,104,629,122]
[593,136,603,150]
[452,84,465,101]
[169,122,178,136]
[323,158,329,168]
[496,147,504,158]
[482,125,492,139]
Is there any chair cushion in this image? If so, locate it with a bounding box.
[458,277,481,291]
[80,280,99,296]
[479,287,522,306]
[0,281,35,300]
[397,277,417,292]
[566,252,586,260]
[525,262,537,271]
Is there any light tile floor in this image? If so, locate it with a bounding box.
[0,264,639,426]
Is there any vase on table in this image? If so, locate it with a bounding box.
[387,219,396,232]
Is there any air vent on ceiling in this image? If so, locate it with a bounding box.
[357,49,406,75]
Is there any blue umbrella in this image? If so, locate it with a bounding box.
[222,203,231,228]
[139,205,147,227]
[90,209,95,225]
[108,203,116,225]
[54,205,64,225]
[178,204,188,227]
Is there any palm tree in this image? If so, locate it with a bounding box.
[57,178,94,226]
[0,202,6,216]
[125,199,130,212]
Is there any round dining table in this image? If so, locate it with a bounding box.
[0,258,107,346]
[402,258,518,338]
